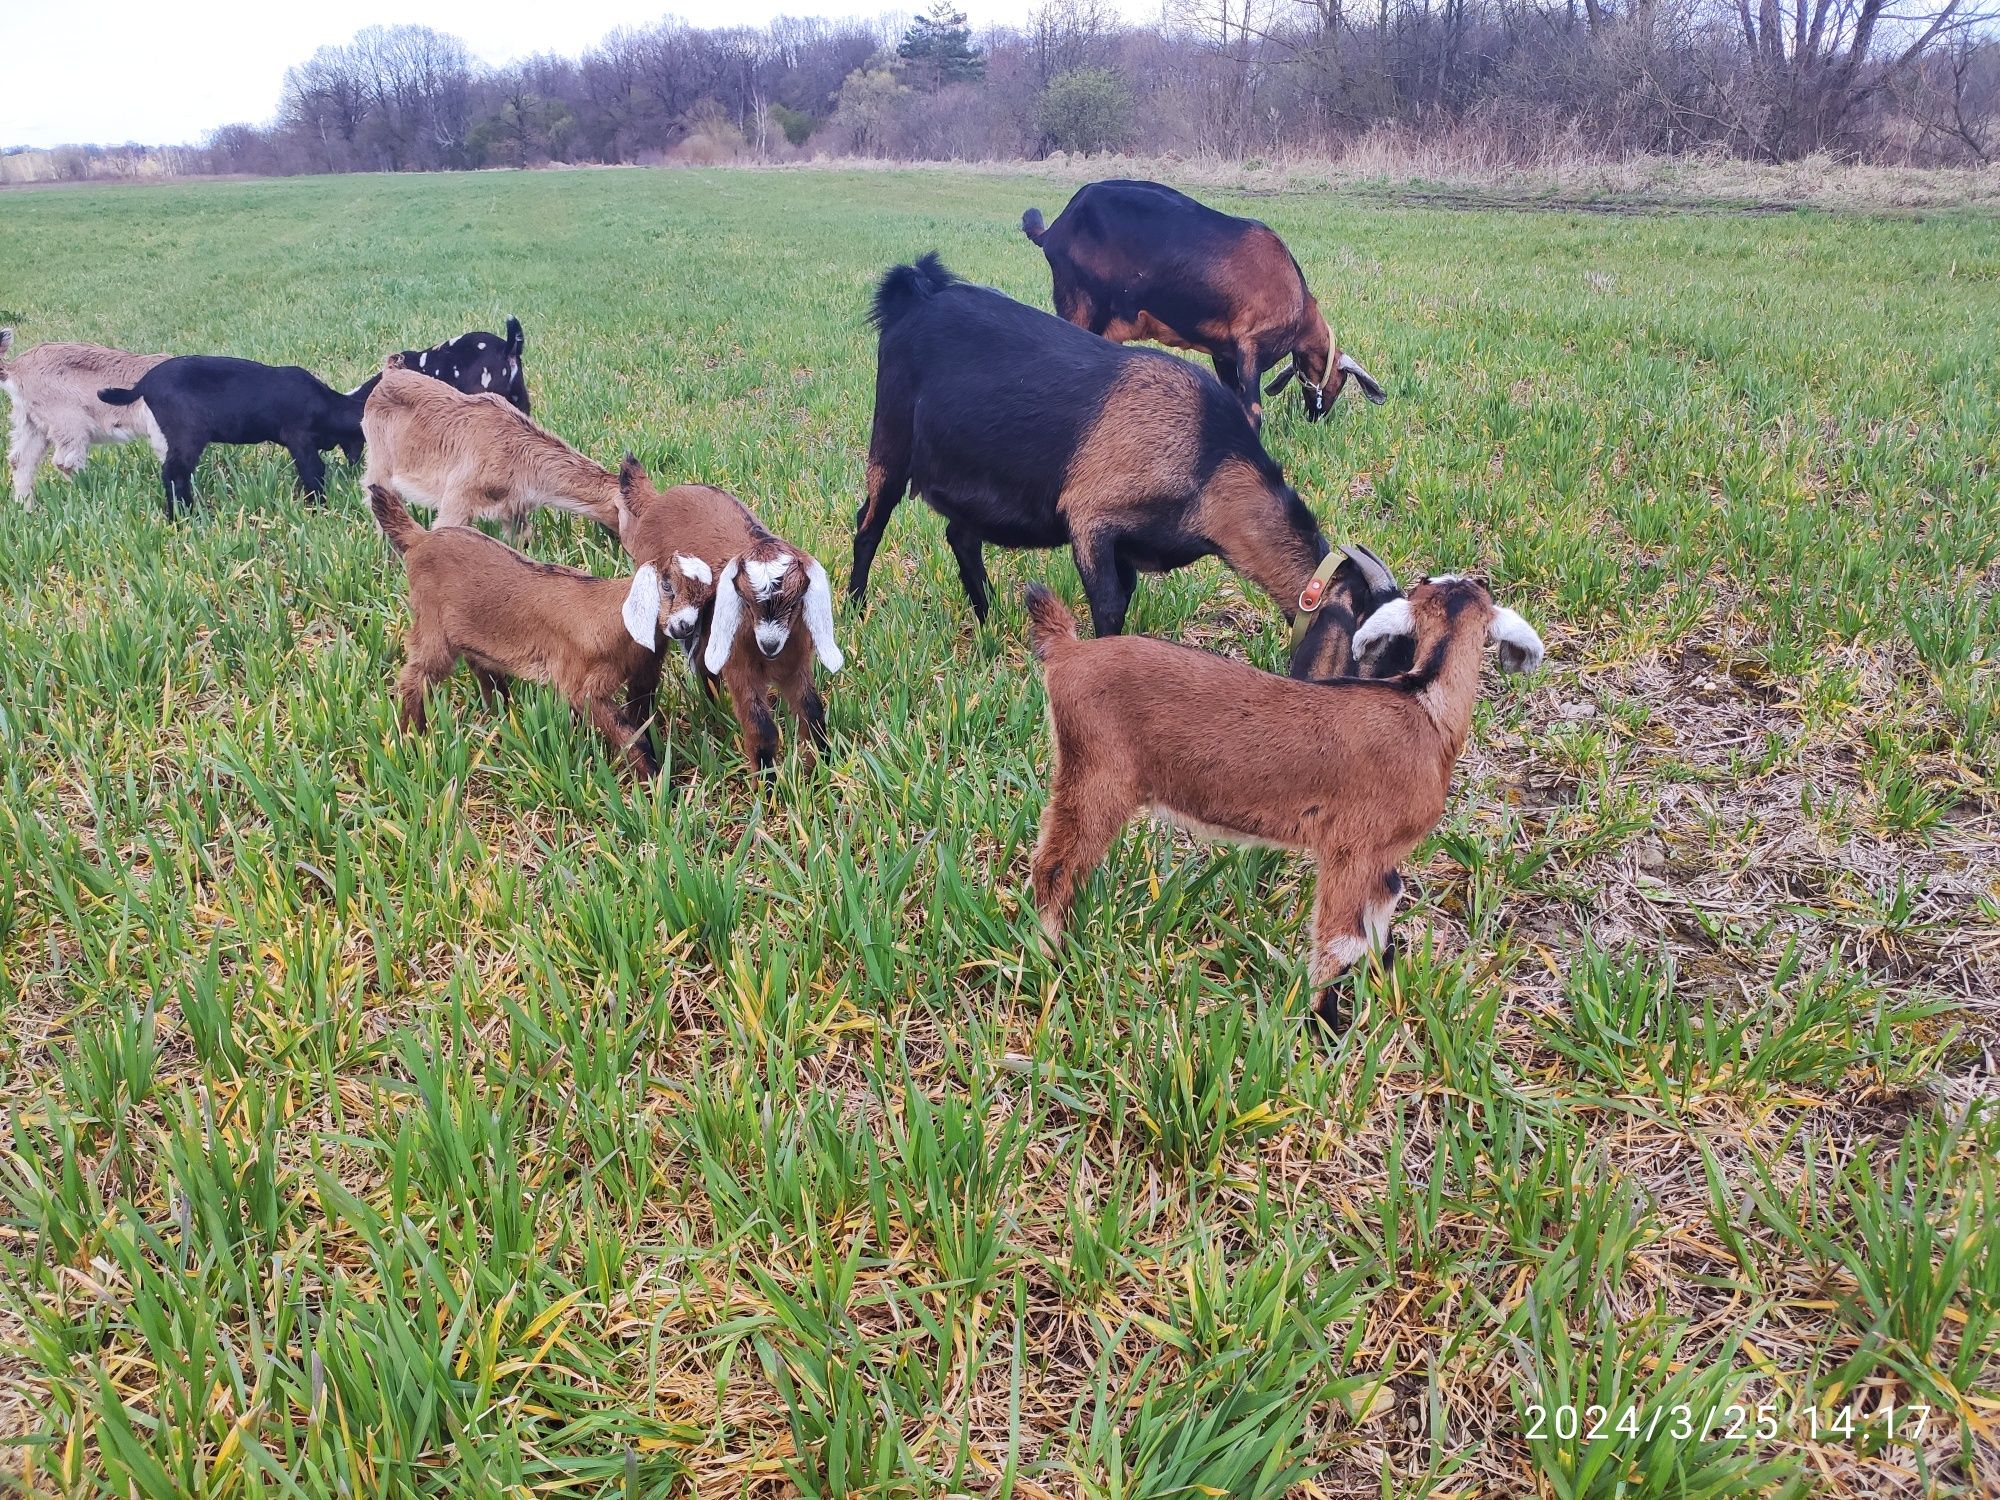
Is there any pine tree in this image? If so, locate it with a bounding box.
[897,1,985,89]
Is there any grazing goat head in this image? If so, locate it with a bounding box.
[1267,343,1387,422]
[1288,541,1410,680]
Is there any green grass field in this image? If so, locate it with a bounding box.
[1,166,1996,1498]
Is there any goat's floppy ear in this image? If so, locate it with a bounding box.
[702,560,744,675]
[1489,606,1545,675]
[802,558,844,673]
[1337,352,1387,405]
[1266,360,1298,394]
[622,565,663,648]
[1351,597,1415,670]
[384,353,407,371]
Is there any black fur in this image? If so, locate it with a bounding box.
[853,253,1326,637]
[101,356,366,517]
[1287,552,1414,681]
[351,317,532,415]
[1023,180,1318,422]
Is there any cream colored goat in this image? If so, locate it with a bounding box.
[1,331,169,506]
[360,361,618,537]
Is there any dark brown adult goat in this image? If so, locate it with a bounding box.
[853,253,1333,639]
[1021,180,1385,427]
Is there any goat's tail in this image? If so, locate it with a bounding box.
[504,316,524,357]
[1020,207,1046,244]
[869,251,957,332]
[98,385,140,406]
[368,484,425,555]
[1024,583,1078,663]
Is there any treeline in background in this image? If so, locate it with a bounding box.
[7,0,1997,184]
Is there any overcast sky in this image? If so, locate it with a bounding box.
[2,0,1106,149]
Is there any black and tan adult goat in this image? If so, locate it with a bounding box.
[1021,180,1386,428]
[851,253,1334,639]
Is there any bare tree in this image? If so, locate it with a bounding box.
[1031,0,1117,83]
[282,47,370,172]
[1724,0,1995,155]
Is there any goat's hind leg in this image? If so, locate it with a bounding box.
[394,633,457,734]
[1308,861,1401,1032]
[471,666,512,710]
[161,442,203,518]
[1029,773,1131,951]
[850,425,910,605]
[944,520,992,623]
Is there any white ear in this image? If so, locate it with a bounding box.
[1351,597,1414,664]
[702,559,743,675]
[675,552,712,585]
[621,565,662,648]
[1489,606,1545,674]
[802,558,844,673]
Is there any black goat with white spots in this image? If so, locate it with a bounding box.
[355,317,531,415]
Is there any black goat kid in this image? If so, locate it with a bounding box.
[101,355,365,516]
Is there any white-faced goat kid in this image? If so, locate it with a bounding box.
[361,362,619,539]
[613,458,843,773]
[2,331,169,506]
[370,485,666,779]
[1025,574,1544,1029]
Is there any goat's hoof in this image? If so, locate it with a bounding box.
[1311,986,1346,1034]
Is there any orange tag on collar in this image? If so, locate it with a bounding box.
[1299,578,1328,614]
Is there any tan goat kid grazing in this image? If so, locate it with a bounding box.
[1024,573,1545,1029]
[614,457,844,772]
[370,485,667,779]
[1,331,169,505]
[361,362,619,537]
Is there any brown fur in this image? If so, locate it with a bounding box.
[1191,456,1326,610]
[1047,361,1321,634]
[1050,220,1336,423]
[1076,226,1320,382]
[361,364,619,539]
[615,458,841,773]
[1029,189,1375,426]
[2,334,170,506]
[369,484,664,779]
[1025,575,1537,1026]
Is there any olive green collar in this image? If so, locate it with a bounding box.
[1289,550,1346,651]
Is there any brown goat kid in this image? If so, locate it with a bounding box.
[614,457,845,772]
[1025,573,1545,1028]
[370,484,666,778]
[361,363,619,538]
[2,331,169,505]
